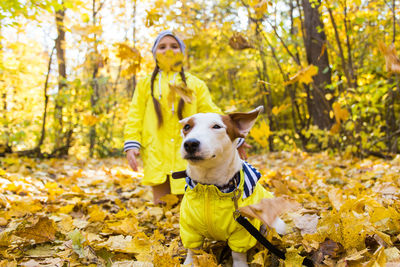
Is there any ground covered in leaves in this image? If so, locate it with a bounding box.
[0,152,400,266]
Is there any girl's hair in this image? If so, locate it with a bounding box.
[150,66,187,127]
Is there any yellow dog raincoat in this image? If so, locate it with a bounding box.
[180,161,274,253]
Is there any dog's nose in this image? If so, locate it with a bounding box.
[184,138,200,154]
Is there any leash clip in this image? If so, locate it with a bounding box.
[232,177,241,219]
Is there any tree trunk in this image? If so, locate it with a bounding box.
[0,22,12,154]
[343,1,357,88]
[130,0,137,99]
[54,3,70,156]
[255,22,275,151]
[386,0,399,154]
[301,0,334,130]
[89,0,100,158]
[37,46,56,152]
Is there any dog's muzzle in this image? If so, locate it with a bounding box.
[183,138,200,154]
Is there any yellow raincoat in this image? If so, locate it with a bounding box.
[124,71,221,194]
[180,167,274,253]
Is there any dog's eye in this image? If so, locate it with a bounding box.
[212,124,222,129]
[183,124,191,131]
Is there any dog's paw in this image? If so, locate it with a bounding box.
[272,217,287,235]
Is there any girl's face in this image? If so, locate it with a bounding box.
[156,36,181,54]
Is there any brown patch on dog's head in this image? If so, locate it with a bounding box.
[180,117,195,137]
[221,115,244,141]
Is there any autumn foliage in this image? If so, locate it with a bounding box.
[1,0,400,158]
[1,0,400,266]
[1,153,400,266]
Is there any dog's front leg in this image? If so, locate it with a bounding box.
[183,248,200,266]
[232,251,248,267]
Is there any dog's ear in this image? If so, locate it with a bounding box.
[228,106,263,138]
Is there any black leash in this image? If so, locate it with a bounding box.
[235,215,314,267]
[230,177,314,267]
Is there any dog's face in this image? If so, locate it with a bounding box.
[179,113,233,163]
[179,106,263,165]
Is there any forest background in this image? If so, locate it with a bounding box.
[1,1,400,266]
[1,0,400,159]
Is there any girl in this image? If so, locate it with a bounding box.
[124,30,246,204]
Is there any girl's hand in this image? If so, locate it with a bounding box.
[238,142,252,160]
[127,148,140,171]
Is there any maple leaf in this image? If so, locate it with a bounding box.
[153,253,181,267]
[385,247,400,262]
[250,120,271,148]
[272,104,289,116]
[156,50,184,72]
[168,83,194,106]
[115,43,140,62]
[88,204,107,222]
[229,33,254,50]
[378,41,400,73]
[106,217,139,235]
[239,197,299,228]
[311,239,340,264]
[293,214,319,235]
[332,103,349,124]
[251,250,268,265]
[68,229,86,258]
[56,214,74,234]
[344,248,369,261]
[0,230,12,247]
[284,246,306,267]
[192,251,220,267]
[253,0,269,17]
[159,194,179,208]
[83,114,101,127]
[124,232,151,254]
[285,65,318,85]
[0,260,17,267]
[145,9,162,27]
[330,102,349,134]
[0,193,9,208]
[15,216,56,244]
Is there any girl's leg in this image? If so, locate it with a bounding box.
[152,177,171,205]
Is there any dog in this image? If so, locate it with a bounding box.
[178,106,286,267]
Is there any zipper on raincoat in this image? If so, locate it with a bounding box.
[204,189,216,239]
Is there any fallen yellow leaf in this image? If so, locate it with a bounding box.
[16,216,56,244]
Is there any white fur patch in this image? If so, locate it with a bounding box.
[181,113,232,162]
